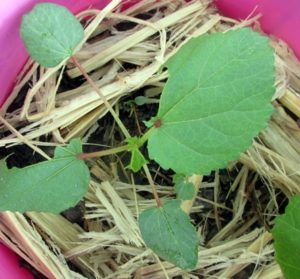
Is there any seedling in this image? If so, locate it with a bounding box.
[0,3,276,270]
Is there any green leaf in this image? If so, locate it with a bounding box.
[129,149,148,172]
[147,28,275,175]
[127,136,144,150]
[134,96,159,106]
[172,173,185,184]
[0,139,90,213]
[172,174,195,200]
[139,200,198,269]
[175,182,195,200]
[21,3,84,67]
[126,136,148,172]
[273,194,300,279]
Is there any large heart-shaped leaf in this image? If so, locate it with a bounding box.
[139,200,198,269]
[21,3,84,67]
[147,28,275,175]
[0,139,90,213]
[273,194,300,279]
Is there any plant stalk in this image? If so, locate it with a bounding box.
[71,56,131,139]
[140,126,156,146]
[143,164,161,208]
[78,144,129,160]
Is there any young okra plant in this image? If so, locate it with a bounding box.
[0,3,277,270]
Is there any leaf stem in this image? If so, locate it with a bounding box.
[78,144,129,160]
[71,56,131,139]
[143,164,161,208]
[140,126,156,146]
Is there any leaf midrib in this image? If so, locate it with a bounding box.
[159,204,186,264]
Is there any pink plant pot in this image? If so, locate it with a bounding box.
[0,243,33,279]
[0,0,299,277]
[215,0,300,60]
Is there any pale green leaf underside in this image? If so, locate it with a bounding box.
[0,139,90,213]
[21,3,84,67]
[139,200,198,269]
[273,194,300,279]
[148,28,275,175]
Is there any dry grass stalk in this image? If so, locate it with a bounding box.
[0,212,83,279]
[2,0,300,278]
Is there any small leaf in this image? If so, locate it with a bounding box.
[21,3,84,67]
[129,149,148,172]
[139,200,198,269]
[175,182,195,200]
[147,28,275,175]
[273,194,300,279]
[134,96,159,106]
[0,139,90,213]
[144,118,156,128]
[126,136,148,172]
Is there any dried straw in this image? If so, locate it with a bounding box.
[1,0,300,277]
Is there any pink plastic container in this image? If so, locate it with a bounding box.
[0,243,33,279]
[0,0,299,277]
[216,0,300,59]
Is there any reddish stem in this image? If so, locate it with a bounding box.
[71,56,130,138]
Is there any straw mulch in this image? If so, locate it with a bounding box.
[1,0,300,278]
